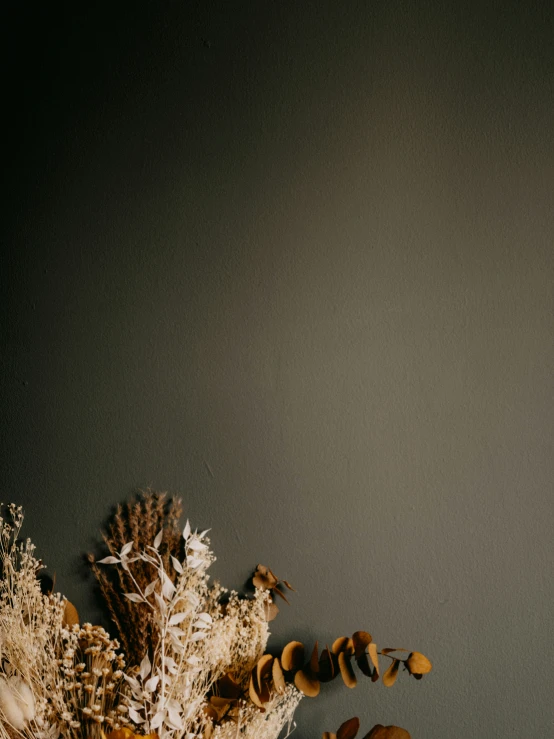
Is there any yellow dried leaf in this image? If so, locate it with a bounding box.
[264,601,280,621]
[332,636,354,656]
[363,725,410,739]
[248,672,267,708]
[257,654,274,689]
[368,643,380,682]
[322,734,337,739]
[272,657,286,695]
[294,668,320,697]
[382,659,400,687]
[406,652,432,676]
[105,730,135,739]
[105,731,159,739]
[63,600,79,627]
[281,641,305,671]
[338,651,357,688]
[352,631,372,658]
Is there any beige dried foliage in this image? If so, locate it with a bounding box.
[1,493,433,739]
[0,504,68,739]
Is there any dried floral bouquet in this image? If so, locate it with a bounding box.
[0,494,432,739]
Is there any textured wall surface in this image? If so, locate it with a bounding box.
[2,2,553,737]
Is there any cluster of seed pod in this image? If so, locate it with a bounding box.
[248,630,432,707]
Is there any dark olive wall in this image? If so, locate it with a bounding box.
[2,2,553,737]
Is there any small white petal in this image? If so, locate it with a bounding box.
[123,593,144,603]
[120,542,133,556]
[169,612,187,625]
[96,556,120,565]
[150,711,165,730]
[171,556,184,574]
[139,654,151,680]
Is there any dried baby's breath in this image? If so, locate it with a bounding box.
[0,504,65,739]
[1,493,433,739]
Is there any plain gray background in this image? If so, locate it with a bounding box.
[2,2,553,737]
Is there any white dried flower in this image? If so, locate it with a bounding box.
[0,676,27,729]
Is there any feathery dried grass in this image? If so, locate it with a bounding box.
[89,489,183,666]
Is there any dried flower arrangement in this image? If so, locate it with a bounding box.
[0,493,432,739]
